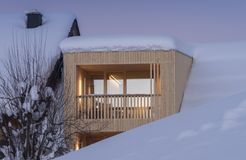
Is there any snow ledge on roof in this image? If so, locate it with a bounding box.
[60,35,193,56]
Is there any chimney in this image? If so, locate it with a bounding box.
[26,10,43,28]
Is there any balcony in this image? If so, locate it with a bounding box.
[76,94,153,120]
[75,64,161,121]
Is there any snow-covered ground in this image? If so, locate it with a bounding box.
[57,41,246,160]
[57,90,246,160]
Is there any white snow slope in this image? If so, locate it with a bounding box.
[58,90,246,160]
[182,41,246,109]
[57,41,246,160]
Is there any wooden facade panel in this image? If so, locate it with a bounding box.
[63,54,77,148]
[174,52,193,112]
[64,50,192,135]
[79,119,153,132]
[158,53,175,118]
[69,51,171,65]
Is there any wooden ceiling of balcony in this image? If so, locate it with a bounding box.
[79,64,150,72]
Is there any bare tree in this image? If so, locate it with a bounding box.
[0,36,107,160]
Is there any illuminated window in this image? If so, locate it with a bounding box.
[107,73,124,95]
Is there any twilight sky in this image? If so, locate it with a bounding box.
[1,0,246,43]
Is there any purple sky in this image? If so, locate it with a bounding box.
[1,0,246,43]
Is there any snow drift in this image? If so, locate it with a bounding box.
[182,41,246,110]
[57,90,246,160]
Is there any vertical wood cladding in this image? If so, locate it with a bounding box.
[64,50,192,132]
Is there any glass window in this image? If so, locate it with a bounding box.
[93,79,104,94]
[107,73,123,95]
[127,72,152,94]
[78,64,159,95]
[90,74,104,95]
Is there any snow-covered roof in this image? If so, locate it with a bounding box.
[57,90,246,160]
[60,35,193,55]
[0,12,75,74]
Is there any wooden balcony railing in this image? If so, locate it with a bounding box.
[76,94,153,119]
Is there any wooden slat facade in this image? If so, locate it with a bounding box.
[63,50,192,148]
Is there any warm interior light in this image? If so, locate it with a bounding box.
[109,75,121,86]
[78,79,82,95]
[75,136,81,151]
[78,97,82,105]
[75,140,80,151]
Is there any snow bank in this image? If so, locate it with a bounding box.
[60,35,193,55]
[57,91,246,160]
[182,41,246,110]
